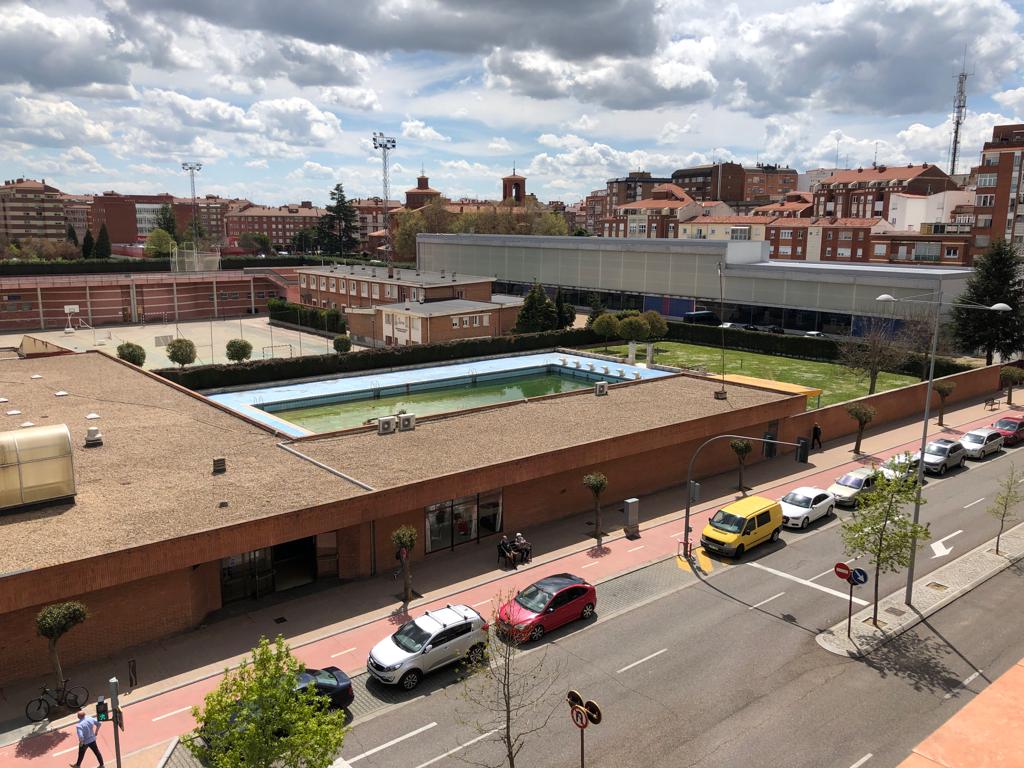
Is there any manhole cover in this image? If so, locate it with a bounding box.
[926,581,949,592]
[885,606,907,617]
[273,616,287,624]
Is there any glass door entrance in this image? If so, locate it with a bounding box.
[220,536,317,604]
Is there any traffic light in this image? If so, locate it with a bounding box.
[95,697,109,722]
[795,437,809,463]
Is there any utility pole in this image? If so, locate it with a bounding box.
[109,677,123,768]
[181,161,202,246]
[947,52,971,176]
[371,132,396,262]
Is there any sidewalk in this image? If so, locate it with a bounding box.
[0,394,1015,756]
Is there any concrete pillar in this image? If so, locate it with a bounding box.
[249,278,255,315]
[36,287,43,328]
[128,283,138,323]
[85,285,93,325]
[172,281,179,321]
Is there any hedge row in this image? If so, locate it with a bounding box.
[154,327,600,390]
[0,255,416,276]
[267,298,346,334]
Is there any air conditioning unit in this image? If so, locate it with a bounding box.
[377,416,398,435]
[398,413,416,431]
[594,381,609,396]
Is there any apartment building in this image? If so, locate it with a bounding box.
[346,296,523,347]
[0,179,67,242]
[351,198,402,252]
[764,218,814,260]
[60,193,93,243]
[812,164,958,221]
[816,218,893,262]
[871,230,972,265]
[676,215,775,242]
[602,184,704,238]
[583,189,608,233]
[605,171,672,208]
[752,192,814,218]
[174,195,230,243]
[671,162,745,203]
[89,191,138,243]
[970,124,1024,255]
[742,164,798,202]
[225,201,325,249]
[885,190,975,232]
[296,264,493,311]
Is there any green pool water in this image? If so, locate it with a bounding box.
[274,372,594,432]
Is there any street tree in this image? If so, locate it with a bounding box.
[845,402,876,454]
[933,380,956,426]
[987,464,1022,555]
[457,593,564,768]
[93,223,112,259]
[116,342,146,366]
[591,313,619,352]
[188,635,346,768]
[582,472,608,547]
[81,229,94,260]
[841,468,930,625]
[839,318,906,395]
[316,183,360,255]
[952,239,1024,365]
[730,439,753,495]
[391,525,418,606]
[155,203,178,242]
[225,338,253,363]
[35,601,88,685]
[333,336,352,354]
[166,338,197,368]
[1000,366,1024,405]
[65,224,78,247]
[513,284,558,333]
[642,310,668,339]
[144,227,175,258]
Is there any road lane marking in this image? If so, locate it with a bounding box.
[413,728,501,768]
[581,562,600,569]
[964,497,986,508]
[471,600,492,608]
[748,562,869,605]
[809,558,857,582]
[930,530,963,558]
[347,722,437,763]
[330,647,358,658]
[152,705,193,722]
[52,745,79,757]
[670,531,686,538]
[616,648,667,674]
[944,669,983,700]
[849,755,873,768]
[749,591,785,610]
[627,545,645,553]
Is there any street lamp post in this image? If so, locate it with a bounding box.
[875,291,1010,605]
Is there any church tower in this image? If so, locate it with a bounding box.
[501,166,526,206]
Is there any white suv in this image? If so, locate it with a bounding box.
[367,604,488,691]
[961,428,1004,459]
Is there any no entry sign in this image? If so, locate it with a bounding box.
[834,562,851,580]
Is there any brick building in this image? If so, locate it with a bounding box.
[764,218,814,260]
[60,193,93,243]
[605,171,673,208]
[583,189,608,234]
[0,178,66,242]
[812,164,958,221]
[346,296,523,347]
[225,202,326,249]
[676,215,776,242]
[752,192,814,218]
[602,183,703,238]
[89,191,138,244]
[173,195,231,243]
[297,264,493,311]
[969,124,1024,255]
[671,162,745,203]
[351,198,402,253]
[741,164,798,202]
[816,218,893,262]
[405,172,443,210]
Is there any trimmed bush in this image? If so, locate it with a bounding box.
[225,338,253,363]
[333,336,352,354]
[116,341,146,366]
[268,299,347,334]
[166,338,197,368]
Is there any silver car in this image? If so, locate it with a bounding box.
[961,428,1004,459]
[826,468,877,507]
[367,604,487,691]
[912,439,966,475]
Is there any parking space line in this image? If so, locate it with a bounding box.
[964,497,986,508]
[52,745,79,757]
[413,728,500,768]
[152,705,193,722]
[347,722,437,763]
[471,600,492,608]
[617,648,667,674]
[944,669,983,700]
[849,754,872,768]
[748,591,785,610]
[330,647,357,658]
[748,562,869,605]
[627,545,645,553]
[581,562,600,569]
[669,531,686,538]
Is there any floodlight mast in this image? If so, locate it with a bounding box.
[181,161,203,245]
[372,132,397,262]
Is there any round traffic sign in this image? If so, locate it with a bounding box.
[584,700,602,725]
[571,705,589,729]
[850,567,869,585]
[567,690,583,708]
[834,562,851,580]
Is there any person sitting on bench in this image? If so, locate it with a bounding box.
[498,535,518,568]
[513,532,532,563]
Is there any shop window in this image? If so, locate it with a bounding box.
[425,490,503,553]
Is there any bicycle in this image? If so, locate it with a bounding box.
[25,679,89,722]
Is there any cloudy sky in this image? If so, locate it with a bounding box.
[3,0,1024,207]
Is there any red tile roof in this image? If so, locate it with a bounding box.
[823,217,889,227]
[683,215,776,225]
[820,164,941,184]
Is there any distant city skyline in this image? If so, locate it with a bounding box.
[1,0,1023,206]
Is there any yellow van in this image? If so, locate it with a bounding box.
[700,495,783,559]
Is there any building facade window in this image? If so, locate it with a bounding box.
[425,490,503,553]
[977,173,998,188]
[976,195,995,208]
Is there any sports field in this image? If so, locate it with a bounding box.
[603,341,919,408]
[1,317,340,369]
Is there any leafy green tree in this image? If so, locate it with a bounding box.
[394,210,425,259]
[573,227,590,236]
[238,232,272,255]
[513,283,558,333]
[618,315,650,343]
[290,227,318,254]
[166,337,197,368]
[333,336,351,354]
[35,601,88,685]
[730,439,753,495]
[841,469,930,625]
[582,472,608,547]
[987,464,1022,555]
[65,224,78,247]
[952,239,1024,365]
[1000,366,1024,405]
[225,338,253,363]
[116,341,146,366]
[81,229,94,260]
[144,227,175,257]
[155,203,178,242]
[642,310,668,339]
[530,212,568,236]
[93,223,112,259]
[592,313,620,352]
[316,183,360,255]
[391,525,418,606]
[933,380,956,426]
[188,635,346,768]
[553,288,575,330]
[845,402,876,454]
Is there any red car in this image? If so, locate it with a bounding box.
[497,573,596,642]
[992,415,1024,446]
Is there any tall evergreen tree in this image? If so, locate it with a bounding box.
[952,239,1024,364]
[513,283,558,333]
[554,288,575,329]
[93,223,112,259]
[81,229,95,259]
[65,224,78,247]
[155,203,178,242]
[316,183,359,255]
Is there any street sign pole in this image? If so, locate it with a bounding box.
[109,677,123,768]
[580,725,585,768]
[847,579,854,638]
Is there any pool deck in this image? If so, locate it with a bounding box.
[207,352,670,436]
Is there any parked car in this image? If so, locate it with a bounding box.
[961,428,1004,459]
[741,324,761,331]
[700,495,783,558]
[367,604,488,690]
[827,468,877,507]
[764,325,786,334]
[682,310,720,326]
[804,330,826,338]
[297,667,354,710]
[991,415,1024,446]
[880,452,920,482]
[497,573,596,643]
[779,487,835,529]
[912,439,966,475]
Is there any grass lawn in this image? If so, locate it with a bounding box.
[601,341,919,409]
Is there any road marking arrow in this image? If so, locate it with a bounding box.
[930,529,963,558]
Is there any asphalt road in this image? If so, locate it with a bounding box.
[335,445,1024,768]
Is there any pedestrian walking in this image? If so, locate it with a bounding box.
[69,710,104,768]
[812,422,823,450]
